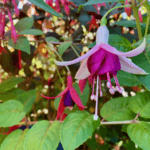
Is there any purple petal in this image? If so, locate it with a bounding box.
[100,39,146,57]
[119,56,148,75]
[63,91,74,106]
[75,58,91,79]
[55,44,101,66]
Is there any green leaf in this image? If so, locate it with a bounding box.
[0,129,23,150]
[0,100,26,127]
[129,91,150,118]
[28,0,63,18]
[16,90,36,113]
[46,37,59,42]
[127,122,150,150]
[78,0,125,12]
[61,111,100,150]
[24,121,61,150]
[109,34,132,52]
[58,41,73,56]
[19,29,44,35]
[112,70,141,86]
[15,17,34,32]
[73,82,90,106]
[0,133,7,145]
[114,20,147,30]
[55,97,61,110]
[0,88,25,102]
[0,77,24,93]
[88,34,132,52]
[8,36,30,54]
[100,97,136,121]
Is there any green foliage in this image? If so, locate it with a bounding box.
[0,133,7,146]
[89,34,132,52]
[78,0,125,11]
[129,91,150,118]
[0,77,24,93]
[28,0,63,18]
[8,36,30,54]
[16,90,36,113]
[24,121,61,150]
[100,97,136,121]
[15,17,34,32]
[127,122,150,150]
[0,129,23,150]
[0,88,25,102]
[61,111,100,150]
[19,29,44,35]
[0,100,26,127]
[58,41,73,56]
[46,37,59,42]
[112,70,141,86]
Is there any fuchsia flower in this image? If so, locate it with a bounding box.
[55,25,147,120]
[79,79,86,93]
[42,75,85,119]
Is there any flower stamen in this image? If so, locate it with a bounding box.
[93,76,99,120]
[107,72,115,95]
[91,77,96,100]
[113,75,123,93]
[99,77,103,97]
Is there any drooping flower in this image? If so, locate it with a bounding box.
[79,79,86,93]
[93,3,106,14]
[125,0,132,17]
[55,25,147,120]
[42,75,85,119]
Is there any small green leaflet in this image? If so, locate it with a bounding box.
[15,17,34,32]
[0,77,24,93]
[78,0,125,12]
[28,0,63,18]
[19,29,44,35]
[8,36,30,54]
[58,41,73,56]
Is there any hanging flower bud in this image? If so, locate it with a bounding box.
[8,10,18,44]
[12,0,20,17]
[125,0,132,17]
[138,11,143,23]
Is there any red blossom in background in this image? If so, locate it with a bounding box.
[46,0,77,16]
[125,0,132,17]
[93,3,106,14]
[87,15,99,31]
[12,0,20,17]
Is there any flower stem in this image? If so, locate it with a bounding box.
[145,14,150,36]
[102,5,130,21]
[56,67,65,89]
[71,45,80,57]
[132,1,142,39]
[46,42,70,73]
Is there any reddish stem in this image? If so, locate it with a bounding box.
[18,50,22,70]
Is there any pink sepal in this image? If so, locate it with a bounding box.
[79,79,86,93]
[41,87,69,99]
[56,95,65,119]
